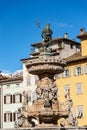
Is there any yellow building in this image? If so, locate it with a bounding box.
[56,28,87,127]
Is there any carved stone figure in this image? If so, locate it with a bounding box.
[36,87,42,99]
[69,111,78,126]
[65,89,73,112]
[22,91,28,106]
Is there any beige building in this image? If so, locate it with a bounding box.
[55,28,87,126]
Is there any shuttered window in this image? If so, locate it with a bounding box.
[54,74,60,79]
[13,94,15,103]
[74,66,83,76]
[4,95,12,104]
[20,94,22,102]
[62,68,70,78]
[13,93,22,103]
[4,112,12,122]
[64,85,70,94]
[13,112,16,121]
[4,96,6,104]
[4,113,6,122]
[76,83,82,94]
[84,65,87,74]
[26,75,31,86]
[77,106,83,118]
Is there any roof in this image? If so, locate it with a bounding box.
[65,51,87,63]
[0,76,23,84]
[31,37,80,47]
[21,56,39,62]
[77,28,87,39]
[0,75,8,80]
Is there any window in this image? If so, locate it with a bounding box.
[16,83,19,87]
[32,92,37,101]
[77,106,83,118]
[54,74,60,79]
[28,92,32,102]
[4,112,12,122]
[6,84,10,88]
[13,93,22,103]
[26,76,31,86]
[64,85,70,94]
[70,44,73,49]
[65,69,70,77]
[85,65,87,74]
[15,94,21,103]
[76,83,82,94]
[58,41,62,48]
[35,75,39,84]
[13,112,17,121]
[4,95,12,104]
[28,91,37,102]
[77,67,81,75]
[74,66,83,76]
[62,68,70,78]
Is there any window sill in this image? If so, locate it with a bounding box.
[76,93,83,95]
[62,76,71,78]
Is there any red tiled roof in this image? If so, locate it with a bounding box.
[65,51,87,63]
[0,75,8,80]
[0,76,23,83]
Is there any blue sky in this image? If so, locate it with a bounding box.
[0,0,87,73]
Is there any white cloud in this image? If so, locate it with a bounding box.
[1,70,12,77]
[1,69,23,77]
[12,70,23,77]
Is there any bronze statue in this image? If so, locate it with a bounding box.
[41,24,53,43]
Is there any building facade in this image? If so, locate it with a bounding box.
[31,35,80,59]
[21,61,38,106]
[0,76,23,128]
[1,26,87,127]
[56,28,87,126]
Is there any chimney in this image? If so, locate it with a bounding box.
[64,33,68,39]
[77,27,87,57]
[72,38,76,42]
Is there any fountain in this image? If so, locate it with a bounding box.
[15,24,78,129]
